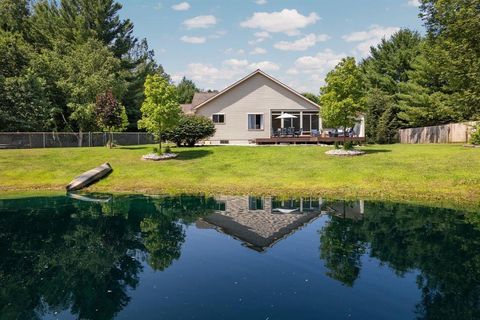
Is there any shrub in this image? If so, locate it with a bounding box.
[343,141,354,150]
[164,145,172,154]
[165,114,215,147]
[471,124,480,145]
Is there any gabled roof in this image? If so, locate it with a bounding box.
[180,104,194,114]
[193,69,320,110]
[192,91,218,107]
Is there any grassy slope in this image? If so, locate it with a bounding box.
[0,144,479,206]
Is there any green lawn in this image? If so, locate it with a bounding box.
[0,144,479,207]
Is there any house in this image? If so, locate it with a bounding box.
[180,69,365,145]
[197,195,326,252]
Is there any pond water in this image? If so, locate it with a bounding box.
[0,194,479,320]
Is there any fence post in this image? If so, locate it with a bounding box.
[89,132,91,147]
[43,132,46,148]
[138,132,140,145]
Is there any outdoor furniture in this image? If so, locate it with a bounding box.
[286,127,295,137]
[271,128,281,137]
[294,128,303,137]
[311,129,320,137]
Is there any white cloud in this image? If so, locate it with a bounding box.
[342,25,400,56]
[274,33,330,51]
[248,60,280,71]
[294,49,346,74]
[224,59,249,68]
[171,2,190,10]
[286,68,299,75]
[407,0,421,6]
[224,48,245,55]
[175,59,280,88]
[183,15,217,29]
[250,47,267,55]
[254,31,271,39]
[240,9,320,36]
[255,0,267,4]
[180,35,206,44]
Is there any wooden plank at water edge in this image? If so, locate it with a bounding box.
[66,163,112,191]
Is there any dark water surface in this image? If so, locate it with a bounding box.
[0,194,479,320]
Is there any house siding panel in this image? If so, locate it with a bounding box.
[195,73,319,143]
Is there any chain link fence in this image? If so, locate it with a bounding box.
[0,132,156,149]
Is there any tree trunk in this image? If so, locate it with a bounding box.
[159,131,162,154]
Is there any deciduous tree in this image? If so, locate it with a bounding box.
[138,74,181,153]
[320,57,365,148]
[95,90,128,148]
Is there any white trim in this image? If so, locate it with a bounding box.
[247,113,264,131]
[212,113,225,124]
[193,69,321,111]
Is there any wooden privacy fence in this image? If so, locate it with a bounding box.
[0,132,156,149]
[398,121,477,144]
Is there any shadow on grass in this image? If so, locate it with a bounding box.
[117,146,150,150]
[176,149,213,160]
[362,148,392,154]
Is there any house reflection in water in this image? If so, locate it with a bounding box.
[198,196,364,252]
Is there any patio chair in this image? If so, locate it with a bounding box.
[271,128,280,137]
[280,128,288,136]
[287,127,295,137]
[294,128,303,137]
[311,129,320,137]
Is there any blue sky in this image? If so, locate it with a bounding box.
[118,0,423,93]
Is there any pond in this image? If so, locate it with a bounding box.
[0,194,479,320]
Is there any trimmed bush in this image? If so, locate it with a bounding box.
[165,114,216,147]
[471,124,480,145]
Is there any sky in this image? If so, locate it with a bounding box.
[118,0,424,93]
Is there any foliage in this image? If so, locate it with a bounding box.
[138,74,181,153]
[176,76,199,104]
[470,124,480,145]
[420,0,480,119]
[95,90,128,148]
[0,0,168,132]
[165,114,216,147]
[360,30,423,142]
[0,194,215,318]
[319,199,480,318]
[302,92,320,105]
[0,71,55,131]
[320,57,365,149]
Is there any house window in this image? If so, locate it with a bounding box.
[248,196,264,210]
[212,114,225,124]
[248,114,264,130]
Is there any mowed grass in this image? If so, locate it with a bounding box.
[0,144,479,206]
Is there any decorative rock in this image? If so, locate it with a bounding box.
[325,149,365,156]
[142,153,178,161]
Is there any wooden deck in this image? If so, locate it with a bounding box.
[255,136,366,145]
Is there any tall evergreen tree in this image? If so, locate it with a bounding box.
[419,0,480,120]
[361,29,422,142]
[176,77,199,104]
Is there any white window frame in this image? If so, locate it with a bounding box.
[212,113,225,124]
[247,113,264,131]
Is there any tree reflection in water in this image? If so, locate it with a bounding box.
[0,194,216,320]
[319,200,480,320]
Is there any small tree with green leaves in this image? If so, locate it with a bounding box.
[138,74,181,153]
[320,57,365,149]
[95,90,128,148]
